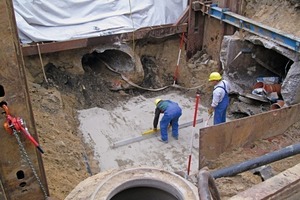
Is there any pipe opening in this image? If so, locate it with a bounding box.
[110,186,178,200]
[107,179,184,200]
[66,168,199,200]
[81,48,144,90]
[82,50,134,74]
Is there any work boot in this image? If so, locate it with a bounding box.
[157,137,168,143]
[172,135,178,140]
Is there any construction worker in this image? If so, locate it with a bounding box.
[208,72,231,125]
[153,99,182,143]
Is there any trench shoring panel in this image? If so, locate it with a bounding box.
[199,103,300,168]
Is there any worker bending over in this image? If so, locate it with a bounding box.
[153,99,182,143]
[208,72,231,125]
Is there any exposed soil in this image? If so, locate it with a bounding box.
[28,37,217,199]
[24,1,300,199]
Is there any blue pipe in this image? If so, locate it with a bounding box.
[208,4,300,53]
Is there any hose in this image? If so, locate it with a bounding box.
[100,59,203,92]
[198,167,221,200]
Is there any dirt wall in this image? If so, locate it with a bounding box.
[202,17,224,64]
[243,0,300,37]
[20,1,300,199]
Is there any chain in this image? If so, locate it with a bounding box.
[13,129,48,199]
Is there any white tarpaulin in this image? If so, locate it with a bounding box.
[13,0,188,44]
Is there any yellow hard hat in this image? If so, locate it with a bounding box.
[155,99,162,106]
[209,72,222,81]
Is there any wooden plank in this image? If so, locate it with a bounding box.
[199,103,300,167]
[22,24,187,56]
[112,118,203,148]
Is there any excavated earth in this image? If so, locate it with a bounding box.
[24,1,300,199]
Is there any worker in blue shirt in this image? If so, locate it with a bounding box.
[208,72,231,125]
[153,99,182,143]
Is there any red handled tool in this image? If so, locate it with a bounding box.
[1,102,44,154]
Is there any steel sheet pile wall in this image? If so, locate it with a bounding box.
[199,103,300,167]
[0,0,48,199]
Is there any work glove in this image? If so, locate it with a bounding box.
[208,107,214,115]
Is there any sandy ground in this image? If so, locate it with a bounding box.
[77,92,211,174]
[24,1,300,199]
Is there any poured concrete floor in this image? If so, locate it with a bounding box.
[78,91,212,174]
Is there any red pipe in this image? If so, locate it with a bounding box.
[193,94,200,127]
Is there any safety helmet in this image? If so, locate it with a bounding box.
[209,72,222,81]
[155,98,162,106]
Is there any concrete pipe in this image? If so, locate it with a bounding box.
[65,167,199,200]
[86,43,145,90]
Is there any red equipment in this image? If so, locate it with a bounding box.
[186,93,200,176]
[1,102,44,154]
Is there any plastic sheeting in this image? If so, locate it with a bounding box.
[13,0,188,44]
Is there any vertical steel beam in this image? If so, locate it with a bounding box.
[0,0,48,199]
[223,0,240,36]
[186,0,206,60]
[186,0,241,61]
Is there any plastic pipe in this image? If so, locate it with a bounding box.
[211,142,300,179]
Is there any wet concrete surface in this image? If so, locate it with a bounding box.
[78,91,212,174]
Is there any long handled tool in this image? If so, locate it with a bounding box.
[205,113,213,127]
[173,32,185,85]
[186,93,200,177]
